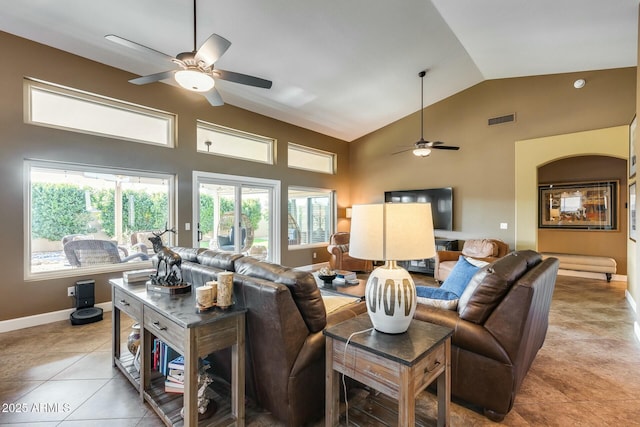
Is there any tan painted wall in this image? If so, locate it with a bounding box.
[350,70,636,252]
[0,31,350,321]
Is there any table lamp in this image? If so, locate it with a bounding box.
[349,203,436,333]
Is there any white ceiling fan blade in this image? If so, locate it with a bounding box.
[129,70,176,85]
[105,34,175,63]
[203,87,224,106]
[195,34,231,67]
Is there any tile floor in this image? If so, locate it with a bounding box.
[0,275,639,426]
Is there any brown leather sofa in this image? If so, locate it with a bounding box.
[434,238,509,282]
[171,247,366,426]
[414,250,559,421]
[326,231,373,272]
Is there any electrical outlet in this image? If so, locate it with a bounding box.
[313,252,317,259]
[67,286,75,297]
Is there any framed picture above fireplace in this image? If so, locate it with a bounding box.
[538,181,618,230]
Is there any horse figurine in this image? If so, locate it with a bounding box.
[148,227,183,286]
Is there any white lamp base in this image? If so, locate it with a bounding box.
[364,261,417,334]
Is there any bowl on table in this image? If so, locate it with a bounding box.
[318,274,337,284]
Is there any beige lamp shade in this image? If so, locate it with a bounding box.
[349,203,436,261]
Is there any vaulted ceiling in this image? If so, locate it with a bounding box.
[0,0,637,141]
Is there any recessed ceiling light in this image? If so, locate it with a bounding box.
[573,79,586,89]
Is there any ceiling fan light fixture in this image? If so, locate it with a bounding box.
[175,69,214,92]
[413,147,431,157]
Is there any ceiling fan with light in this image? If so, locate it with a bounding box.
[105,0,272,106]
[393,70,459,157]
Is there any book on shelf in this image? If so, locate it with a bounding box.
[167,368,184,381]
[167,355,184,370]
[162,354,211,393]
[152,339,180,376]
[165,355,185,393]
[164,380,184,394]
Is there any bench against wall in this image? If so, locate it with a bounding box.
[541,253,617,282]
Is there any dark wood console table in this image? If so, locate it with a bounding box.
[110,278,246,426]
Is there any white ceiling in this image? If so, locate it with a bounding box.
[0,0,637,141]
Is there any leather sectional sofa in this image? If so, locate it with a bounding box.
[170,247,366,426]
[434,238,510,282]
[414,250,559,421]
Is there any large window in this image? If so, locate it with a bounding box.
[288,187,335,247]
[26,161,174,279]
[194,172,280,263]
[24,78,176,147]
[197,120,274,164]
[288,143,336,174]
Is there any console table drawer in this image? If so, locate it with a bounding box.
[113,287,142,320]
[144,307,184,353]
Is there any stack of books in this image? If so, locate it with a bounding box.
[164,356,185,394]
[163,355,211,394]
[334,270,359,285]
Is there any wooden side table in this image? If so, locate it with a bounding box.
[111,278,246,427]
[324,314,453,427]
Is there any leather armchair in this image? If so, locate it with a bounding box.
[327,232,373,272]
[415,250,560,421]
[435,238,509,282]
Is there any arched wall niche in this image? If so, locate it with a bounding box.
[537,155,627,273]
[515,126,628,263]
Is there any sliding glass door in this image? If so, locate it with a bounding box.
[194,172,280,263]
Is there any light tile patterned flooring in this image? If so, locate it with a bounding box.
[0,275,639,426]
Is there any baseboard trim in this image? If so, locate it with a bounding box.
[626,289,637,313]
[0,302,113,333]
[625,290,640,343]
[556,269,626,282]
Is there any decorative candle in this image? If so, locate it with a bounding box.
[217,272,233,308]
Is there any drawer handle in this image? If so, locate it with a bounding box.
[152,321,167,331]
[425,360,441,373]
[119,299,129,306]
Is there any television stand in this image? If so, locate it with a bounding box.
[399,238,457,276]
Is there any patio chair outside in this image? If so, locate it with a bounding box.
[63,239,150,267]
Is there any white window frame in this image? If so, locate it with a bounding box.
[24,78,176,147]
[192,171,281,264]
[287,143,336,174]
[196,120,275,164]
[288,186,336,249]
[24,160,176,281]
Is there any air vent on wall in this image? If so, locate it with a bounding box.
[488,113,516,126]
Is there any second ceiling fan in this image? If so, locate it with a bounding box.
[105,0,272,106]
[394,70,459,157]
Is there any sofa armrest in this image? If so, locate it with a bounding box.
[414,304,511,364]
[437,250,463,263]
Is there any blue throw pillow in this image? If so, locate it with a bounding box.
[416,286,459,310]
[440,256,480,297]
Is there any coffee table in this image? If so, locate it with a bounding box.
[313,272,366,299]
[324,313,453,427]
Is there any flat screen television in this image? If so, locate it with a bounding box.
[384,187,453,231]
